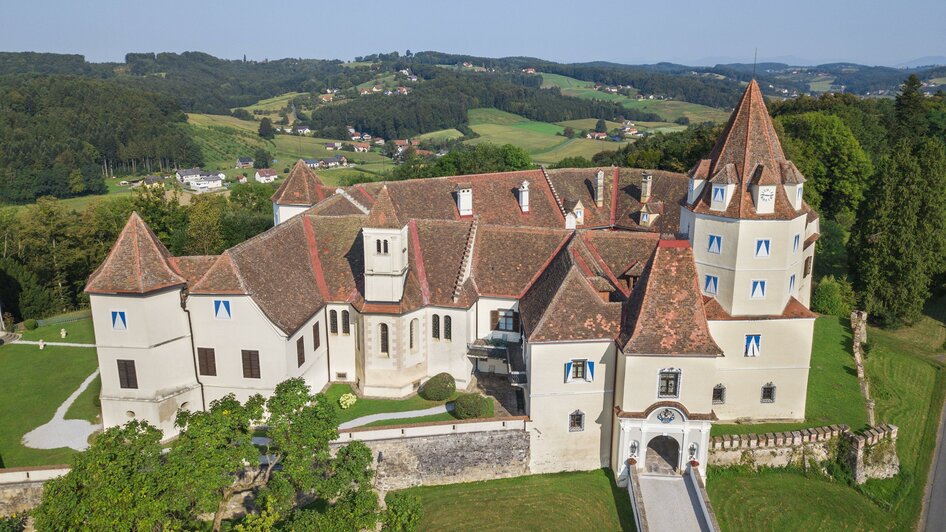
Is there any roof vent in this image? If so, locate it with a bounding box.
[456,184,473,216]
[518,180,530,213]
[594,170,605,207]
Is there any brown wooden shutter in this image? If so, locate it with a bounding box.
[297,337,305,367]
[313,322,321,350]
[512,311,520,332]
[117,359,138,389]
[197,348,216,376]
[490,310,499,330]
[242,350,260,379]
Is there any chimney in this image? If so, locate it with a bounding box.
[594,170,605,207]
[456,184,473,216]
[518,180,530,213]
[640,171,653,203]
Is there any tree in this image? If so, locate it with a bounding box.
[811,275,857,317]
[258,118,275,140]
[33,421,167,531]
[185,195,225,255]
[563,126,575,138]
[893,75,928,141]
[253,148,271,169]
[551,156,596,169]
[779,112,873,220]
[385,492,422,532]
[594,119,608,133]
[68,169,86,195]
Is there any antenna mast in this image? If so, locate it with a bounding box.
[752,48,758,78]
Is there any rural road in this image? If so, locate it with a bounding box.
[924,398,946,532]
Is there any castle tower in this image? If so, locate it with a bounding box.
[270,160,326,225]
[680,80,817,316]
[363,186,409,302]
[85,212,203,436]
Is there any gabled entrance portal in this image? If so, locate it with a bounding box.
[645,435,680,474]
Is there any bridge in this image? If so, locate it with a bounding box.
[626,462,720,532]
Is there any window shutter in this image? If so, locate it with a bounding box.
[297,337,305,367]
[313,322,320,349]
[564,361,573,383]
[586,361,595,382]
[490,310,499,330]
[197,348,216,376]
[512,312,520,332]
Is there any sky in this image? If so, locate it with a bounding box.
[1,0,944,67]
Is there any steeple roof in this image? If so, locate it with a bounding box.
[271,159,326,206]
[366,185,402,228]
[86,212,187,294]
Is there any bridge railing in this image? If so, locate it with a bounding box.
[686,463,721,532]
[625,461,649,532]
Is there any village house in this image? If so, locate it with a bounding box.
[353,143,371,153]
[325,142,342,151]
[255,168,278,183]
[236,157,254,169]
[319,94,334,103]
[87,81,818,483]
[587,131,608,140]
[189,174,224,192]
[293,125,312,135]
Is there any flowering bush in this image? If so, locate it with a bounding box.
[339,393,357,410]
[0,512,27,532]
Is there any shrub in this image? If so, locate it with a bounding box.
[338,393,357,409]
[419,373,455,401]
[23,319,38,330]
[384,492,421,532]
[811,275,857,317]
[453,393,489,420]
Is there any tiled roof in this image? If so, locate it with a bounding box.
[471,226,571,297]
[86,212,187,294]
[271,159,327,206]
[621,240,722,356]
[703,295,817,321]
[191,253,247,295]
[366,186,403,228]
[168,255,217,287]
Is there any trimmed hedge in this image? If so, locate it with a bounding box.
[453,393,490,420]
[420,373,455,401]
[23,319,38,330]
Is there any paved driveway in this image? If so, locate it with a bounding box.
[638,474,710,532]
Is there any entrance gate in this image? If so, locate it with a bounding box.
[645,435,680,474]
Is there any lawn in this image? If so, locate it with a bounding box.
[0,343,99,467]
[415,128,465,142]
[713,316,868,436]
[19,316,95,344]
[324,383,494,428]
[709,301,946,531]
[396,469,634,531]
[555,118,624,132]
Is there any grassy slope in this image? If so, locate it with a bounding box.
[415,128,464,141]
[398,469,634,531]
[713,316,868,436]
[233,91,303,113]
[709,300,946,531]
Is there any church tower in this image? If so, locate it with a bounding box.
[363,186,409,302]
[680,80,818,316]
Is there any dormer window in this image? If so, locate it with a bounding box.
[574,206,584,225]
[711,185,725,203]
[796,185,803,206]
[641,212,649,224]
[755,239,771,258]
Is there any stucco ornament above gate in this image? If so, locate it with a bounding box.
[656,408,676,424]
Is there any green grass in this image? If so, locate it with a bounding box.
[396,469,634,531]
[555,118,624,132]
[709,300,946,531]
[234,92,303,114]
[415,128,465,142]
[930,77,946,86]
[65,374,101,423]
[0,343,99,466]
[20,317,96,344]
[809,76,837,92]
[325,384,453,424]
[713,316,868,436]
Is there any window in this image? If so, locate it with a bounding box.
[565,359,595,383]
[117,359,138,389]
[492,310,519,332]
[569,411,585,432]
[432,314,440,339]
[793,234,801,254]
[745,334,761,357]
[750,279,767,299]
[443,316,452,341]
[704,274,719,295]
[383,240,389,254]
[379,324,389,355]
[213,299,231,320]
[707,234,722,254]
[572,360,585,380]
[755,239,771,258]
[712,384,726,405]
[376,239,382,254]
[789,274,796,292]
[313,322,320,350]
[242,350,261,379]
[111,310,127,331]
[197,347,216,376]
[330,310,338,334]
[711,185,725,203]
[641,212,649,223]
[796,186,804,205]
[761,382,776,403]
[804,256,813,277]
[410,319,418,351]
[336,372,348,380]
[296,337,305,367]
[341,311,350,334]
[658,369,680,398]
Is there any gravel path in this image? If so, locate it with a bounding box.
[338,404,454,430]
[23,370,102,451]
[14,340,97,348]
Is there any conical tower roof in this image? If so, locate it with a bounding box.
[271,159,326,206]
[86,212,186,294]
[366,185,402,228]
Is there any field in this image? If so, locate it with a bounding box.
[233,91,303,114]
[809,75,837,93]
[708,300,946,531]
[465,108,631,164]
[0,317,100,467]
[396,469,634,531]
[415,128,465,142]
[713,316,868,436]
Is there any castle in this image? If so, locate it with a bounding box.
[86,80,819,479]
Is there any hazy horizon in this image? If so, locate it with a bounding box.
[1,0,944,67]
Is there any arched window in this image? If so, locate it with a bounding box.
[443,315,452,341]
[379,324,389,355]
[330,310,338,334]
[383,240,389,254]
[341,310,350,334]
[569,410,585,432]
[432,314,440,339]
[376,239,382,254]
[410,319,418,351]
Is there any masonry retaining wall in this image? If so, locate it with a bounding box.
[0,466,69,515]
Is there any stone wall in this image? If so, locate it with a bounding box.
[333,427,530,491]
[708,423,900,484]
[0,481,44,516]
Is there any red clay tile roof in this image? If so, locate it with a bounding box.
[471,226,571,297]
[271,159,327,206]
[702,295,817,320]
[86,212,187,294]
[168,255,217,287]
[621,240,722,356]
[366,186,403,228]
[190,252,247,295]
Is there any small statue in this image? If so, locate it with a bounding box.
[38,339,45,350]
[60,328,67,339]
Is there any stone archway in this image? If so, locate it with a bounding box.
[645,435,680,475]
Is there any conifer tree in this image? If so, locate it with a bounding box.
[893,74,928,141]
